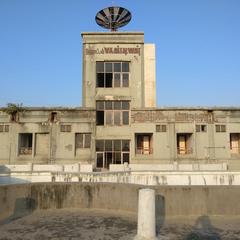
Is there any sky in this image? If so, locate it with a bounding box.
[0,0,240,107]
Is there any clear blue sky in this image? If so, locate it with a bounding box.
[0,0,240,107]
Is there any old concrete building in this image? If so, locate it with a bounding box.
[0,30,240,170]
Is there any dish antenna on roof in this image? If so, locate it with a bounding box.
[95,6,132,31]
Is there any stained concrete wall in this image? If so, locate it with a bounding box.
[1,183,240,223]
[0,108,240,168]
[81,32,145,108]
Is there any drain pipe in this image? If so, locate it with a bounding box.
[135,188,157,240]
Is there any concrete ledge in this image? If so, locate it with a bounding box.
[1,183,240,222]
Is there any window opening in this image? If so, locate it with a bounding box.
[177,133,193,155]
[50,112,57,123]
[135,133,153,155]
[96,62,129,88]
[95,139,130,168]
[156,125,167,132]
[196,125,207,132]
[216,125,226,132]
[60,125,71,132]
[19,133,33,155]
[96,101,130,126]
[75,133,91,149]
[230,133,240,154]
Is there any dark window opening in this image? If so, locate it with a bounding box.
[19,133,33,155]
[96,101,130,126]
[96,62,129,88]
[10,112,18,122]
[0,125,9,133]
[96,139,130,168]
[196,125,207,132]
[230,133,240,154]
[50,112,57,123]
[96,73,104,87]
[156,125,167,132]
[177,133,193,155]
[75,133,91,149]
[96,153,104,168]
[96,111,104,125]
[105,73,113,87]
[60,125,71,132]
[135,133,153,155]
[216,125,226,132]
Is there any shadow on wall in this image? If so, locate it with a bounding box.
[185,215,221,240]
[0,165,31,185]
[0,197,37,225]
[155,194,165,234]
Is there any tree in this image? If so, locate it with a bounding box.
[3,103,25,122]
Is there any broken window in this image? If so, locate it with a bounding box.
[216,125,226,132]
[135,133,153,155]
[95,139,130,168]
[196,124,207,132]
[156,125,167,132]
[230,133,240,154]
[96,62,130,88]
[75,133,91,149]
[177,133,193,155]
[60,125,71,132]
[96,101,130,126]
[19,133,33,155]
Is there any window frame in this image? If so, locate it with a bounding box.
[96,61,130,88]
[75,133,92,149]
[96,101,130,126]
[95,139,130,168]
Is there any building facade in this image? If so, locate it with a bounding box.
[0,31,240,170]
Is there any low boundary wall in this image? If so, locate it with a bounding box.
[1,183,240,222]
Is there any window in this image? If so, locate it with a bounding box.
[0,125,9,133]
[156,125,167,132]
[96,139,130,168]
[230,133,240,154]
[75,133,91,149]
[177,133,193,155]
[135,133,153,155]
[216,125,226,133]
[96,62,130,88]
[19,133,33,155]
[60,125,71,132]
[96,101,130,126]
[196,125,207,132]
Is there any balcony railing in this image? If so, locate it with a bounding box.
[177,147,193,155]
[19,147,32,155]
[230,147,240,154]
[136,147,153,155]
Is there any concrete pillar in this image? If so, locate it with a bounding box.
[135,188,157,240]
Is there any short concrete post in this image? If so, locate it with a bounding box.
[135,188,157,240]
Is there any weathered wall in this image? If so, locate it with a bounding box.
[1,183,240,222]
[0,108,240,168]
[82,32,145,108]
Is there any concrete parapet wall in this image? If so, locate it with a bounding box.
[110,163,228,172]
[1,183,240,222]
[1,171,240,185]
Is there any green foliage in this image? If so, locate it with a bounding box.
[3,103,24,115]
